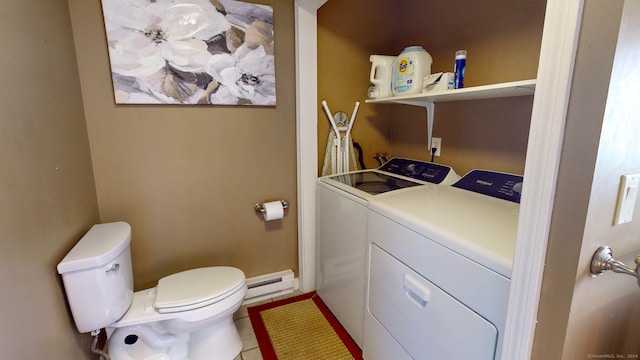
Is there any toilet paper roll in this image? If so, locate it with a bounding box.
[262,201,284,221]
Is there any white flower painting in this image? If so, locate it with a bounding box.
[100,0,276,105]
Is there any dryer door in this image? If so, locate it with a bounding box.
[368,244,498,359]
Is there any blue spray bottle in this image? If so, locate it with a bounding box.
[454,50,466,89]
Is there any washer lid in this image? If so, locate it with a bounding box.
[154,267,245,313]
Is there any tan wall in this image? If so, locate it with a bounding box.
[0,0,99,358]
[318,0,545,176]
[390,97,533,176]
[318,0,397,171]
[534,0,640,358]
[67,0,298,289]
[390,0,545,175]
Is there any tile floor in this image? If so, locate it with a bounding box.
[232,291,303,360]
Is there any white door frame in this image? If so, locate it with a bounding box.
[294,0,327,293]
[294,0,584,358]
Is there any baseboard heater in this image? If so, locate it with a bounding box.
[243,269,298,304]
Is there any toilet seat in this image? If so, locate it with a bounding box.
[154,267,245,314]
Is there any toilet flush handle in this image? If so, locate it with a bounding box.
[590,246,640,288]
[106,263,120,273]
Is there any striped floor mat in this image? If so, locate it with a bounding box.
[247,292,362,360]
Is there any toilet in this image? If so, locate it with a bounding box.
[57,221,247,360]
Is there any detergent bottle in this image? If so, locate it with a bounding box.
[369,55,396,98]
[392,46,432,96]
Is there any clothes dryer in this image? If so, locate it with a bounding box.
[364,170,523,359]
[316,158,458,347]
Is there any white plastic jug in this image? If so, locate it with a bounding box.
[392,46,433,96]
[369,55,396,98]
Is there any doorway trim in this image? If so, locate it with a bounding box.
[502,0,584,358]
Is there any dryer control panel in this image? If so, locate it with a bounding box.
[453,170,524,203]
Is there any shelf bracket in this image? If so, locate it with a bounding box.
[425,101,435,150]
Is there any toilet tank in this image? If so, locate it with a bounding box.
[57,222,134,333]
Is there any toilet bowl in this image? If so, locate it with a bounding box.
[57,222,247,360]
[107,267,247,360]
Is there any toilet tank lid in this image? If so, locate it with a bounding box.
[57,222,131,274]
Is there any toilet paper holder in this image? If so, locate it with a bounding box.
[254,200,289,213]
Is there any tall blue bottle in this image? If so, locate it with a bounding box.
[454,50,466,89]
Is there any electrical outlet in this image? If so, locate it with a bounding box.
[431,137,441,156]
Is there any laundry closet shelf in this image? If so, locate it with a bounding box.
[365,79,536,106]
[365,79,536,149]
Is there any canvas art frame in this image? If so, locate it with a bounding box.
[100,0,276,105]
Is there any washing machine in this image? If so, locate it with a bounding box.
[316,158,459,348]
[364,170,523,360]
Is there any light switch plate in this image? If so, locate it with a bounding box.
[613,173,640,225]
